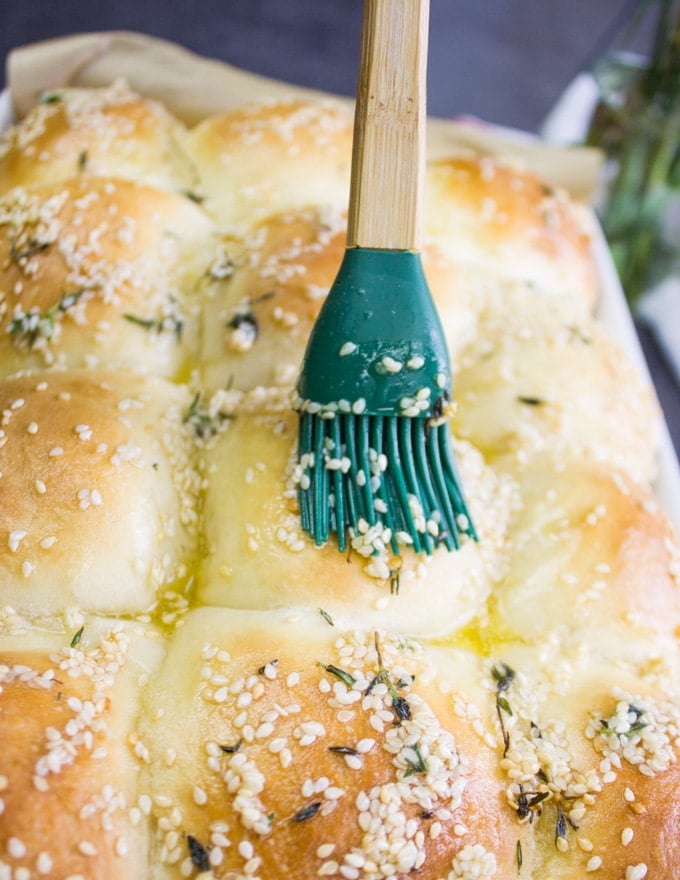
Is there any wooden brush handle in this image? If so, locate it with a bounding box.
[346,0,429,251]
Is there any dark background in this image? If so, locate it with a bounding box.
[0,0,677,456]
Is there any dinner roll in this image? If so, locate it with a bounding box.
[0,177,217,379]
[0,77,677,880]
[424,156,600,313]
[491,454,680,669]
[0,371,199,616]
[0,617,164,880]
[452,286,661,482]
[142,607,522,880]
[201,206,346,394]
[198,405,514,637]
[0,81,198,194]
[187,98,353,228]
[479,646,680,879]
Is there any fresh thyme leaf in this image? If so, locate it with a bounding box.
[123,311,184,341]
[526,791,550,809]
[403,743,428,777]
[183,392,226,439]
[319,663,356,688]
[70,626,84,648]
[600,704,648,739]
[78,150,88,171]
[517,396,545,406]
[555,807,567,843]
[328,746,359,756]
[10,238,50,263]
[248,291,276,306]
[219,739,242,754]
[319,608,334,627]
[123,314,156,330]
[364,673,381,695]
[187,835,210,872]
[492,662,516,757]
[292,802,321,822]
[628,720,648,735]
[516,839,523,872]
[497,696,513,716]
[8,289,89,350]
[183,190,205,204]
[390,568,400,595]
[40,92,62,104]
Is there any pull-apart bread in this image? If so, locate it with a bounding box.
[0,82,677,880]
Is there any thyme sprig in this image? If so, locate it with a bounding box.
[492,662,516,757]
[123,303,184,341]
[600,703,648,738]
[403,742,429,777]
[9,237,50,263]
[367,633,413,724]
[9,289,87,349]
[183,392,230,439]
[318,662,356,689]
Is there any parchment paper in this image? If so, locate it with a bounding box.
[6,31,603,202]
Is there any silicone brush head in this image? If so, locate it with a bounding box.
[293,248,476,554]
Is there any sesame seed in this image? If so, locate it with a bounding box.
[238,840,254,860]
[8,530,27,552]
[586,856,602,871]
[26,421,38,434]
[8,837,27,859]
[626,866,647,880]
[193,786,208,805]
[36,852,53,874]
[622,827,634,846]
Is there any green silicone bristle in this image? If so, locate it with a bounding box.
[294,248,476,554]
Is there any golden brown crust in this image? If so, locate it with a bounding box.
[201,207,346,394]
[0,371,199,615]
[0,619,163,880]
[199,407,514,637]
[187,98,354,227]
[492,454,680,663]
[485,655,680,879]
[144,608,521,880]
[0,82,198,194]
[424,156,600,312]
[0,177,217,379]
[451,286,661,481]
[0,84,676,880]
